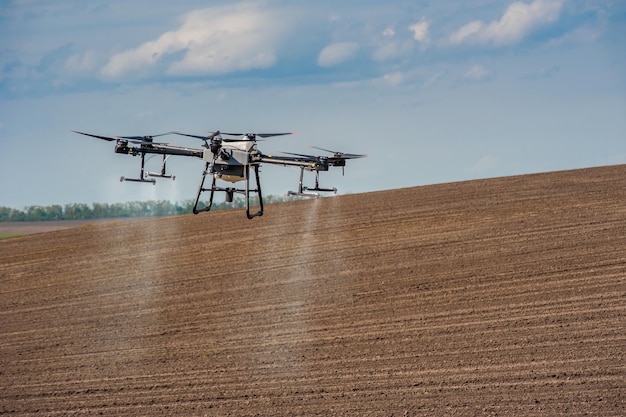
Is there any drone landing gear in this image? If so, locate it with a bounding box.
[288,167,337,197]
[121,153,174,184]
[121,176,156,184]
[146,172,175,180]
[146,154,175,181]
[193,163,264,219]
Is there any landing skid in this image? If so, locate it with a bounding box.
[193,163,264,219]
[121,176,156,184]
[288,190,320,198]
[145,155,175,181]
[288,167,337,198]
[146,172,175,180]
[120,153,174,185]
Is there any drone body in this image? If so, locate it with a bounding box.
[72,130,366,219]
[204,138,256,183]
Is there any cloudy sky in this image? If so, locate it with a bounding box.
[1,0,624,209]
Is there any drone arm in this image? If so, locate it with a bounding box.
[259,156,317,169]
[125,144,204,159]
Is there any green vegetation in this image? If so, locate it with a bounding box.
[0,195,294,222]
[0,234,25,239]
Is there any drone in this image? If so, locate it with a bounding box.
[72,130,366,219]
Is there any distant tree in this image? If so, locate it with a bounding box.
[0,207,11,222]
[48,205,63,221]
[25,206,47,221]
[0,207,24,222]
[0,195,295,222]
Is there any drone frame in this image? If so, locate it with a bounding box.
[119,152,176,184]
[287,166,337,197]
[193,161,264,219]
[119,151,156,184]
[73,129,365,219]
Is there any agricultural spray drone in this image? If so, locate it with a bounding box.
[72,130,366,219]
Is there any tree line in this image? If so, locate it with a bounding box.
[0,195,291,222]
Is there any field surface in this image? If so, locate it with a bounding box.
[1,165,625,416]
[0,218,141,236]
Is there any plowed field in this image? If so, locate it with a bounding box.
[1,165,625,416]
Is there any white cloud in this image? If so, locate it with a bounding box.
[464,64,490,81]
[382,71,405,86]
[422,70,445,88]
[384,72,404,85]
[100,3,286,80]
[450,0,564,46]
[372,25,414,62]
[371,40,413,62]
[546,25,603,47]
[382,27,395,37]
[64,50,99,76]
[450,21,484,45]
[409,18,430,44]
[317,41,360,67]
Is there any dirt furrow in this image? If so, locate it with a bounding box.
[1,164,624,415]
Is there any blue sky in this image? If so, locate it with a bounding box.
[1,0,624,209]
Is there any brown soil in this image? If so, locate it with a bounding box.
[1,165,624,416]
[0,219,143,236]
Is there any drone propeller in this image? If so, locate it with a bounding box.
[170,131,221,141]
[170,130,294,143]
[72,130,171,145]
[221,132,295,141]
[311,146,368,159]
[118,133,170,141]
[170,131,226,153]
[72,130,117,141]
[278,151,318,161]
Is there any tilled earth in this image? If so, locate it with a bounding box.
[1,165,624,416]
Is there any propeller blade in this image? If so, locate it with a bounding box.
[118,133,170,141]
[311,146,336,154]
[279,151,317,160]
[72,130,117,142]
[221,132,295,139]
[336,153,368,159]
[257,132,296,138]
[311,146,367,159]
[73,131,172,144]
[171,131,213,140]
